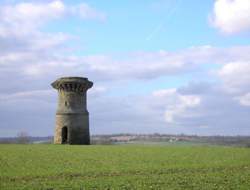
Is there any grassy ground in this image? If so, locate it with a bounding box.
[0,144,250,190]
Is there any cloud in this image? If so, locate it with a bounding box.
[210,0,250,34]
[175,81,250,135]
[0,1,65,29]
[81,45,250,80]
[71,3,106,21]
[0,0,106,93]
[1,45,250,100]
[0,0,104,29]
[1,45,250,95]
[19,45,250,81]
[2,77,250,136]
[0,90,54,102]
[153,89,201,123]
[88,79,250,135]
[0,0,66,46]
[0,0,105,54]
[218,61,250,93]
[219,62,250,108]
[236,93,250,106]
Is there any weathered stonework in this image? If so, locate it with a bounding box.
[51,77,93,145]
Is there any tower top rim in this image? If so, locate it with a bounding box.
[51,76,93,90]
[57,76,88,81]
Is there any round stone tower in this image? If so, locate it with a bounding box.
[51,77,93,145]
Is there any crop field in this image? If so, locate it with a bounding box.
[0,144,250,190]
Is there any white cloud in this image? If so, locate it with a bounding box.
[72,45,250,81]
[2,78,250,136]
[0,90,53,102]
[0,0,104,30]
[153,89,201,123]
[218,61,250,93]
[0,1,65,35]
[152,88,177,97]
[0,0,105,54]
[89,86,107,98]
[210,0,250,34]
[1,45,250,95]
[89,79,250,135]
[71,3,106,21]
[236,93,250,106]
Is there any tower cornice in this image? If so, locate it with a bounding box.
[51,77,93,93]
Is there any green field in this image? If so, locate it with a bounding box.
[0,144,250,190]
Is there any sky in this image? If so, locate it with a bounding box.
[0,0,250,137]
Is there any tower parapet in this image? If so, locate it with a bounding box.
[52,77,93,145]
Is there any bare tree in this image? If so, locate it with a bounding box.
[16,132,30,144]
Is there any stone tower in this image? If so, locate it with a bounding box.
[51,77,93,145]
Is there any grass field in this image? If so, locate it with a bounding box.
[0,144,250,190]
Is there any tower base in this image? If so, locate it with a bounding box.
[54,113,90,145]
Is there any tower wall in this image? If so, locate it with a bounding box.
[52,77,93,145]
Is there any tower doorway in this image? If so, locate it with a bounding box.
[61,126,68,144]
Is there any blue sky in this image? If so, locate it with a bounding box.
[0,0,250,137]
[44,0,249,54]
